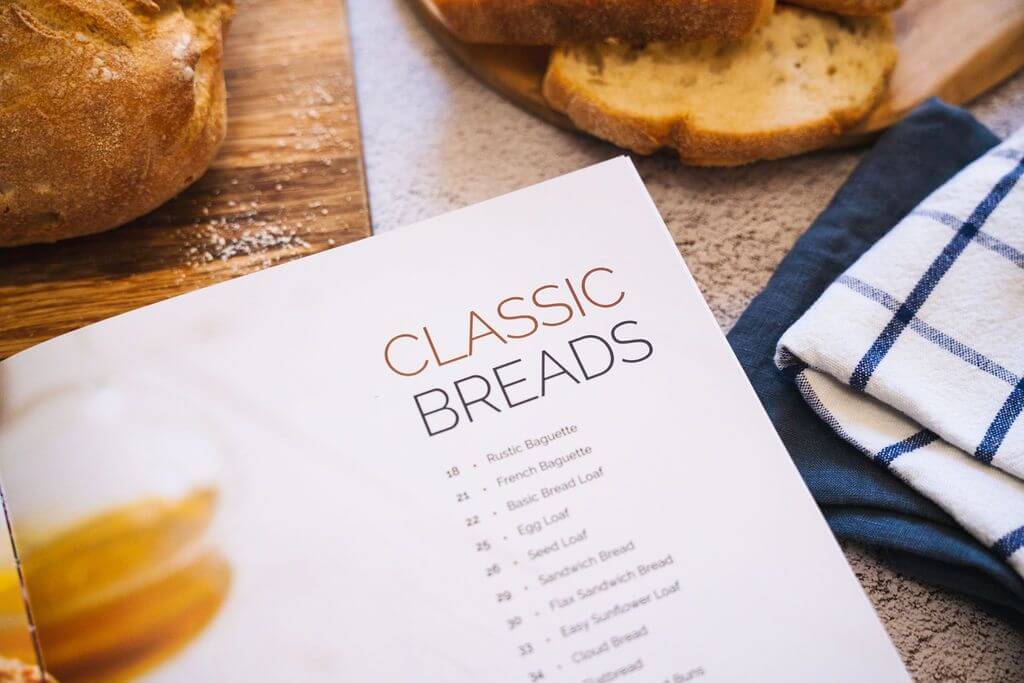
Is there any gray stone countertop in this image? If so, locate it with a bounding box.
[348,1,1024,678]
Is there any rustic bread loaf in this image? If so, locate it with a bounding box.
[432,0,776,45]
[784,0,904,16]
[542,6,897,166]
[0,0,234,247]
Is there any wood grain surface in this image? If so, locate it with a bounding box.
[410,0,1024,146]
[0,0,371,359]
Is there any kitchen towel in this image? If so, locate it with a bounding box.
[777,124,1024,570]
[728,99,1024,616]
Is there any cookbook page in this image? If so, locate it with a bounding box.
[0,513,40,677]
[0,159,907,682]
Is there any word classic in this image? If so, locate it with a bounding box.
[383,267,655,436]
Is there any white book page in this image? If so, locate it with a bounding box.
[0,159,907,682]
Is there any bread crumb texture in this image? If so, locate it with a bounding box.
[0,0,235,246]
[0,657,55,683]
[543,5,897,166]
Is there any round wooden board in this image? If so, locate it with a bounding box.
[409,0,1024,151]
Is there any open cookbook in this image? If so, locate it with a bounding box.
[0,159,909,682]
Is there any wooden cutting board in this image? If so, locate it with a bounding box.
[0,0,371,359]
[410,0,1024,146]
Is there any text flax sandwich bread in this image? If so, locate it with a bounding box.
[0,0,235,247]
[543,5,897,166]
[433,0,776,45]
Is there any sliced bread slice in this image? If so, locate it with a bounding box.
[784,0,904,16]
[542,6,897,166]
[431,0,776,45]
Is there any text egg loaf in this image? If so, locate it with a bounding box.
[543,6,897,166]
[0,0,235,247]
[432,0,777,45]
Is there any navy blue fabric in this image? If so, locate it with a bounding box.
[727,99,1024,618]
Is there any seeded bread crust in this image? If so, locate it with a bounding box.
[784,0,904,16]
[432,0,776,45]
[0,0,234,247]
[542,6,897,166]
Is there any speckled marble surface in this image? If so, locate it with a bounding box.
[347,1,1024,678]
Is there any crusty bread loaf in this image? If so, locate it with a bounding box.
[432,0,776,45]
[0,0,234,247]
[784,0,904,16]
[0,657,55,683]
[543,6,897,166]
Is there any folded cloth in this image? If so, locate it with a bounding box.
[779,121,1024,577]
[728,99,1024,616]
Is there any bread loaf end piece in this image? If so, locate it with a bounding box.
[433,0,776,45]
[784,0,904,16]
[543,6,897,166]
[0,0,235,247]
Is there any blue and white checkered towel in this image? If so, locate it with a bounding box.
[777,128,1024,579]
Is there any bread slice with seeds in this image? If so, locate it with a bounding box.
[431,0,776,45]
[542,5,897,166]
[784,0,904,16]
